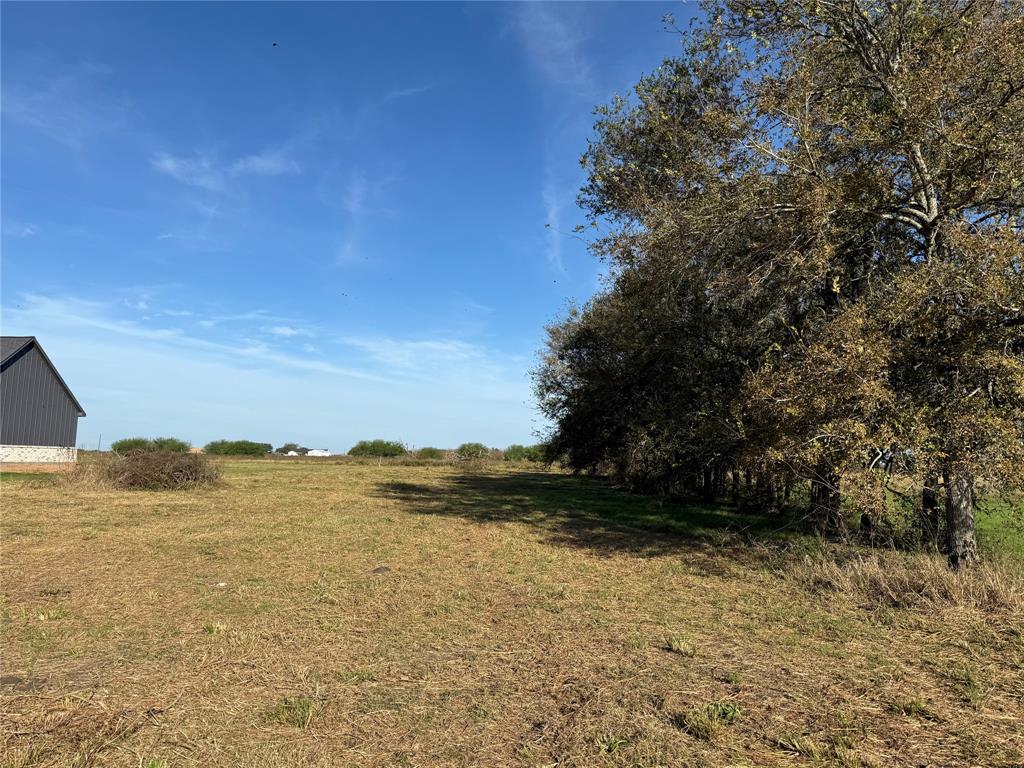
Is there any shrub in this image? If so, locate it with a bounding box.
[504,444,545,462]
[455,442,489,460]
[204,440,271,456]
[111,436,191,454]
[84,451,220,490]
[348,440,407,458]
[416,447,445,460]
[274,443,308,455]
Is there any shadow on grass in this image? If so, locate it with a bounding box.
[377,470,811,557]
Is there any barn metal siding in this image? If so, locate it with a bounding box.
[0,346,80,447]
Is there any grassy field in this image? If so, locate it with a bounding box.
[1,461,1022,767]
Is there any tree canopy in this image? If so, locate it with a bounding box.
[535,0,1024,568]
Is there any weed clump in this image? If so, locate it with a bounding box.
[267,696,317,728]
[672,701,741,740]
[664,635,696,657]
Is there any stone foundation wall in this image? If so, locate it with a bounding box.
[0,445,78,463]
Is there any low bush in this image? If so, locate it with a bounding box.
[348,440,407,458]
[103,451,220,490]
[416,447,445,460]
[504,444,545,462]
[204,440,272,456]
[111,436,191,454]
[455,442,489,460]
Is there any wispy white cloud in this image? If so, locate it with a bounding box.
[2,63,131,150]
[152,151,224,191]
[4,222,38,238]
[341,336,481,370]
[378,83,436,105]
[542,180,566,271]
[268,325,310,337]
[230,149,301,176]
[343,172,368,217]
[511,4,593,89]
[1,292,536,449]
[152,146,301,190]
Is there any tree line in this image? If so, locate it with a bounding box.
[534,0,1023,568]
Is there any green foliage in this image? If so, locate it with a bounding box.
[504,444,545,462]
[204,440,272,456]
[455,442,489,460]
[274,443,308,455]
[111,436,190,454]
[534,0,1024,565]
[416,447,445,460]
[348,439,407,458]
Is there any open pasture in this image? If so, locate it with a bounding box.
[1,461,1022,767]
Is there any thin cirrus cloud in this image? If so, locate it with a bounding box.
[3,221,38,238]
[0,292,535,449]
[510,3,594,90]
[151,147,301,190]
[2,64,132,150]
[268,325,310,338]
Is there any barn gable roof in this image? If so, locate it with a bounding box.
[1,336,86,416]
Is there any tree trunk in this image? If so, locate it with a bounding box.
[810,469,843,536]
[920,476,941,551]
[700,468,714,501]
[730,467,740,505]
[943,468,978,570]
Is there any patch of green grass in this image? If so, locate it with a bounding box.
[948,665,990,709]
[672,701,741,740]
[339,670,377,684]
[890,697,938,720]
[977,495,1024,559]
[267,696,317,728]
[595,731,630,754]
[0,471,55,483]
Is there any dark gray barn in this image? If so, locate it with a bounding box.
[1,337,86,463]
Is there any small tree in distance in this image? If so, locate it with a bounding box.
[275,443,308,455]
[504,444,545,462]
[456,443,489,460]
[348,440,407,458]
[111,436,191,454]
[205,440,272,456]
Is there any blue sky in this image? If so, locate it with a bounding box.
[2,1,689,451]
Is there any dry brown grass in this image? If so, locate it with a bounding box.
[795,550,1024,612]
[1,461,1022,767]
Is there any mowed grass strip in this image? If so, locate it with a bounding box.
[1,461,1021,767]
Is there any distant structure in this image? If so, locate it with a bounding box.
[0,337,86,463]
[307,449,332,457]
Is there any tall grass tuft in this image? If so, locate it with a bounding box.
[796,551,1024,613]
